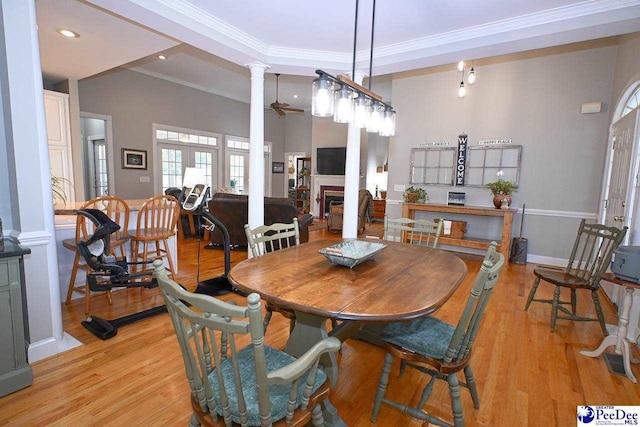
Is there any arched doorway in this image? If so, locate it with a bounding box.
[600,82,640,244]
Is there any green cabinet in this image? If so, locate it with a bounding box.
[0,240,32,397]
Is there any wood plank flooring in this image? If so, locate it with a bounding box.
[1,221,639,426]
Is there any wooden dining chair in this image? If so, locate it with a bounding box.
[371,243,504,427]
[524,219,627,334]
[152,260,341,427]
[383,215,443,248]
[64,196,130,314]
[129,195,179,278]
[244,218,300,333]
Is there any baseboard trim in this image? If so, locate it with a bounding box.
[28,332,83,363]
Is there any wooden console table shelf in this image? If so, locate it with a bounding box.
[402,203,515,261]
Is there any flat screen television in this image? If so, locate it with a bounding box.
[317,147,346,175]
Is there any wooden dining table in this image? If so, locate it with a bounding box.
[230,238,466,362]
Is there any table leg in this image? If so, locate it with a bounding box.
[285,312,339,386]
[284,311,349,427]
[580,287,637,383]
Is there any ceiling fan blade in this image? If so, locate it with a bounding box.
[280,107,304,113]
[274,108,286,116]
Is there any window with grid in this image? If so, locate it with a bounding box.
[161,148,183,192]
[95,143,108,196]
[229,154,245,193]
[621,85,640,119]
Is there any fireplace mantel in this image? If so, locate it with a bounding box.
[312,175,345,217]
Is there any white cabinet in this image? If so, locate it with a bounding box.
[44,90,74,203]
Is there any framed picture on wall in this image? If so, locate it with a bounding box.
[122,148,147,170]
[272,162,285,174]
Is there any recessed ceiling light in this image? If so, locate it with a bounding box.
[157,55,167,60]
[293,94,299,99]
[58,29,79,38]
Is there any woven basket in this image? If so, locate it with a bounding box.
[435,218,467,239]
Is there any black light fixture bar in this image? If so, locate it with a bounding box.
[314,69,394,112]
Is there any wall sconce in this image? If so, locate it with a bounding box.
[383,162,388,172]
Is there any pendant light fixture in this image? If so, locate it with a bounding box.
[311,0,395,137]
[456,60,477,98]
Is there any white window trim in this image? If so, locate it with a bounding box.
[152,123,223,194]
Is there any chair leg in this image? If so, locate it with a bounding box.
[571,289,577,315]
[84,282,91,314]
[447,373,464,427]
[524,277,541,310]
[162,238,176,279]
[551,286,561,332]
[130,240,139,273]
[65,251,82,305]
[592,290,609,335]
[263,309,273,333]
[464,365,480,409]
[371,352,394,422]
[310,403,324,427]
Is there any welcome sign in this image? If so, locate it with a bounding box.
[455,134,468,186]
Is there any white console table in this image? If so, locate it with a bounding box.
[581,273,639,383]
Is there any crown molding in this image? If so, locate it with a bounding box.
[96,0,640,74]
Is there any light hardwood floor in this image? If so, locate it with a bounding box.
[1,222,639,426]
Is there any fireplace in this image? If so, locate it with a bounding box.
[320,185,344,217]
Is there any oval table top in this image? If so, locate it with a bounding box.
[228,238,467,322]
[54,198,149,215]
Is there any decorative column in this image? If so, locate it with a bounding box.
[246,62,269,254]
[342,70,366,238]
[0,0,79,361]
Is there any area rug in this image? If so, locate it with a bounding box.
[308,222,328,232]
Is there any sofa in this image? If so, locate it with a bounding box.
[207,193,313,248]
[327,189,373,233]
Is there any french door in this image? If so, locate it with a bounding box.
[158,143,219,192]
[88,136,108,197]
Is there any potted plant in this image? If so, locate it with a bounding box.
[403,186,428,203]
[485,179,517,209]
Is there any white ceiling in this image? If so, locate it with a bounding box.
[37,0,640,111]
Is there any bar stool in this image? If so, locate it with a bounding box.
[64,196,130,313]
[129,195,180,278]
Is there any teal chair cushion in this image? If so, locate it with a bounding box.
[208,344,327,426]
[380,316,455,359]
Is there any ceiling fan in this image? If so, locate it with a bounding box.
[269,73,304,116]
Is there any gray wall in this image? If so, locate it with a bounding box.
[79,69,285,199]
[611,34,640,114]
[284,112,312,154]
[389,43,618,260]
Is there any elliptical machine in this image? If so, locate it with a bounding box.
[77,209,167,340]
[180,183,235,296]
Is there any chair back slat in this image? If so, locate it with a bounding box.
[245,218,300,257]
[136,195,179,237]
[383,216,443,248]
[566,219,626,287]
[445,242,505,363]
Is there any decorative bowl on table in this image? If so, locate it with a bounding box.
[318,240,387,268]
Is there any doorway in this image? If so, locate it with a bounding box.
[80,113,115,199]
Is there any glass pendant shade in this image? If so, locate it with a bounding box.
[379,107,396,137]
[333,84,355,123]
[312,75,335,117]
[457,60,465,72]
[366,102,384,133]
[458,81,466,98]
[353,95,370,128]
[468,67,476,84]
